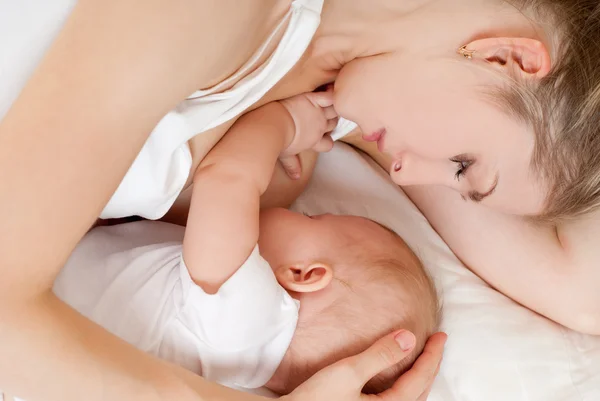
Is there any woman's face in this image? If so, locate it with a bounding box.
[334,52,548,216]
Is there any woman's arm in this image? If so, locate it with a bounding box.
[0,0,289,399]
[405,185,600,335]
[344,133,600,334]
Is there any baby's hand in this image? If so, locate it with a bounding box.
[279,90,338,157]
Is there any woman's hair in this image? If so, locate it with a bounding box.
[499,1,600,221]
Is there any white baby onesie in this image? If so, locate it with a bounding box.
[53,221,299,389]
[99,0,357,220]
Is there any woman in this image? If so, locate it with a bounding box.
[340,0,600,335]
[0,0,597,400]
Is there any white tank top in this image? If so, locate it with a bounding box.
[102,0,356,219]
[0,0,357,220]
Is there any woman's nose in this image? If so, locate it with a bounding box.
[389,155,450,187]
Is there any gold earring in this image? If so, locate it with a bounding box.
[457,45,476,60]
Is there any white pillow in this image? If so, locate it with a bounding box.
[290,143,600,401]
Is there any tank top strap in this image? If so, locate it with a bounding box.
[188,0,324,100]
[292,0,324,14]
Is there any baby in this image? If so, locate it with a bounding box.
[55,212,439,393]
[55,95,440,394]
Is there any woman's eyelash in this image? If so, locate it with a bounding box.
[451,158,473,181]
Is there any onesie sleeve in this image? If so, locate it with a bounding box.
[176,245,299,388]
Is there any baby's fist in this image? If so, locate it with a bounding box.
[279,90,338,157]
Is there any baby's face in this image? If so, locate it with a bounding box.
[258,208,394,275]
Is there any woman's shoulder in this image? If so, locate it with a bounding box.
[0,0,296,108]
[0,0,76,119]
[173,0,296,90]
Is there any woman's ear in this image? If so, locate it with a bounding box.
[463,37,551,80]
[275,263,333,293]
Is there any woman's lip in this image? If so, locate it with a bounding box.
[363,128,386,142]
[363,128,387,152]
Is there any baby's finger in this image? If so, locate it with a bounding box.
[324,105,338,120]
[309,91,334,108]
[326,117,339,133]
[279,155,302,180]
[381,332,447,401]
[313,134,334,153]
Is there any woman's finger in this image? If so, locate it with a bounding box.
[344,330,417,388]
[417,357,442,401]
[279,155,302,180]
[380,332,447,401]
[313,134,334,153]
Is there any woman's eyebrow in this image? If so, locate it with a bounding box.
[468,175,499,202]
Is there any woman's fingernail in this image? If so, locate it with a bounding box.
[394,330,416,352]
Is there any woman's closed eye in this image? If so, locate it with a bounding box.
[449,154,499,202]
[450,155,474,181]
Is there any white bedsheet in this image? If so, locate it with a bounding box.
[289,143,600,401]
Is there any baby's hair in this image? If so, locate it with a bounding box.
[359,227,440,394]
[491,0,600,221]
[286,220,441,394]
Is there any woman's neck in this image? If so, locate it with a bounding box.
[263,0,427,107]
[266,0,520,104]
[312,0,429,67]
[312,0,537,67]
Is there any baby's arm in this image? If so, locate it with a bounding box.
[160,150,317,227]
[183,93,336,293]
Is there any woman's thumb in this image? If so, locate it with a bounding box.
[347,330,416,385]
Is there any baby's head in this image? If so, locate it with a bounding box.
[258,208,440,394]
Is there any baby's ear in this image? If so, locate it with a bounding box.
[463,37,551,81]
[275,263,333,293]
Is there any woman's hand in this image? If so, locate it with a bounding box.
[285,331,447,401]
